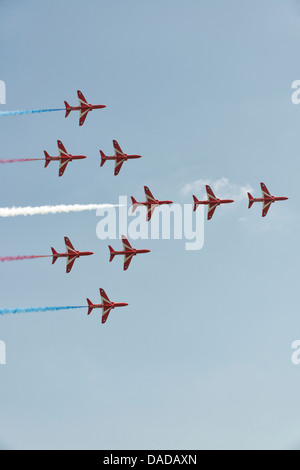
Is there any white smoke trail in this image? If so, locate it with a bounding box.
[0,203,118,218]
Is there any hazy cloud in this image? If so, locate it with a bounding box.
[181,177,253,201]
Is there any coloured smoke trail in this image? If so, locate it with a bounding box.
[0,255,51,262]
[0,203,118,217]
[0,306,86,315]
[0,158,44,164]
[0,108,65,117]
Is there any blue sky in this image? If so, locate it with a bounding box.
[0,0,300,450]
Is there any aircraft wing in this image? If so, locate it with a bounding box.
[100,288,111,304]
[144,186,156,204]
[262,200,272,217]
[261,182,271,199]
[207,203,218,220]
[64,237,76,254]
[58,159,70,177]
[57,140,68,158]
[77,90,88,106]
[122,235,133,251]
[102,305,113,324]
[114,158,126,176]
[79,108,89,127]
[113,140,124,157]
[66,255,77,273]
[146,204,157,221]
[206,185,218,202]
[124,253,134,271]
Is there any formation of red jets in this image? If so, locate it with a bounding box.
[44,137,139,178]
[192,182,288,219]
[43,91,141,177]
[2,90,289,324]
[48,179,287,324]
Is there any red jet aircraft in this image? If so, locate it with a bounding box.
[193,185,234,220]
[131,186,173,221]
[64,90,106,126]
[248,182,288,217]
[51,237,94,273]
[108,235,150,271]
[86,288,128,324]
[44,140,86,177]
[100,140,142,176]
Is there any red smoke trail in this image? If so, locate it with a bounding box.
[0,158,44,164]
[0,255,51,262]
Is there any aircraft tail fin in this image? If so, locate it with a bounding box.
[87,298,94,315]
[108,246,115,262]
[51,247,58,264]
[100,150,106,167]
[64,101,71,118]
[248,192,254,209]
[131,196,138,213]
[44,151,51,168]
[192,195,199,212]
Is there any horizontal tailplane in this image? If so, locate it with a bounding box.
[64,101,71,118]
[44,151,51,168]
[131,196,138,213]
[192,195,199,212]
[51,247,58,264]
[247,192,254,209]
[87,298,94,315]
[108,246,115,262]
[100,150,106,167]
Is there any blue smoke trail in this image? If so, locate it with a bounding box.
[0,306,86,315]
[0,108,65,116]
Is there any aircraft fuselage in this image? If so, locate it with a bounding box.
[197,198,234,206]
[55,251,94,259]
[113,248,150,256]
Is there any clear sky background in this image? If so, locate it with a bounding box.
[0,0,300,450]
